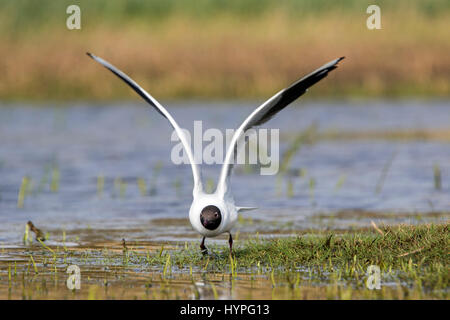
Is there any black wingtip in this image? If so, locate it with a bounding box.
[337,56,345,63]
[86,52,94,58]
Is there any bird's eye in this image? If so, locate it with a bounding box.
[214,212,218,217]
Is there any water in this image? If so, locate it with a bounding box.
[0,101,449,245]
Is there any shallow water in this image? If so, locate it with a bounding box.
[0,100,449,246]
[0,239,443,300]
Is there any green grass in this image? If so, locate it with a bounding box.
[111,223,448,296]
[0,223,447,299]
[152,224,448,275]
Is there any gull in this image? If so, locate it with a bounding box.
[87,53,344,254]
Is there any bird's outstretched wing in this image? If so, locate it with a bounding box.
[87,53,203,195]
[216,57,345,196]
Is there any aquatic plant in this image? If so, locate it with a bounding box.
[433,163,442,190]
[17,176,30,208]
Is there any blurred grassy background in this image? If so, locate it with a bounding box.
[0,0,449,101]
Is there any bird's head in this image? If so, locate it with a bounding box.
[200,205,222,230]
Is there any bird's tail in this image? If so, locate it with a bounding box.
[236,206,258,213]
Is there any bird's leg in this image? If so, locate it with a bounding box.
[228,233,233,255]
[200,236,208,255]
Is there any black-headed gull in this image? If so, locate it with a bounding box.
[87,53,344,254]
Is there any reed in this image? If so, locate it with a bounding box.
[17,176,30,208]
[375,151,397,194]
[162,254,171,278]
[97,175,105,197]
[50,166,60,192]
[29,255,38,274]
[335,174,346,192]
[210,282,219,300]
[150,161,163,196]
[433,163,442,190]
[137,177,148,196]
[23,222,30,244]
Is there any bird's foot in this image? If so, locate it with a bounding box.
[200,236,208,256]
[200,247,208,256]
[228,233,234,256]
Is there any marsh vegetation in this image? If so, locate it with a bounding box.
[0,223,447,299]
[0,0,448,100]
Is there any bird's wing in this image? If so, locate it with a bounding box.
[216,57,344,196]
[87,53,203,195]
